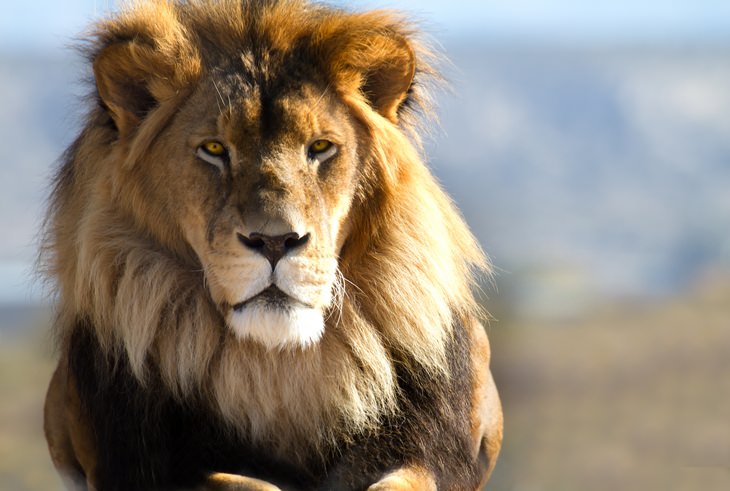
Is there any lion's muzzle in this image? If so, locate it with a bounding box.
[221,241,339,350]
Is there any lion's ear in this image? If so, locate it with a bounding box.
[357,34,416,123]
[326,27,417,123]
[94,42,161,135]
[93,38,200,136]
[95,39,200,136]
[91,2,200,136]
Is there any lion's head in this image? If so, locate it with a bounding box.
[117,46,363,351]
[45,0,487,454]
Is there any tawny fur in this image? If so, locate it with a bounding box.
[42,1,500,489]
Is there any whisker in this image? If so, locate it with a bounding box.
[325,268,347,326]
[212,79,225,114]
[341,275,364,296]
[307,83,332,119]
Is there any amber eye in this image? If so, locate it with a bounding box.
[307,139,337,162]
[202,140,226,156]
[196,140,228,171]
[309,140,332,153]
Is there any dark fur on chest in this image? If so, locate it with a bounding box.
[68,324,318,490]
[67,319,478,491]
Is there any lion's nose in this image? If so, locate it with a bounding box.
[238,232,310,268]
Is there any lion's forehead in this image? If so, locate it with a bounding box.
[186,73,339,156]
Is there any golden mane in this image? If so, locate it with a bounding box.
[42,0,488,457]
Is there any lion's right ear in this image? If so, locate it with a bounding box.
[94,41,161,135]
[94,38,201,136]
[92,15,201,137]
[91,2,200,136]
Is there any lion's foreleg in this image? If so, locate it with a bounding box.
[45,360,99,490]
[45,363,84,489]
[469,321,503,488]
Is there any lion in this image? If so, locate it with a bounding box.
[41,1,502,490]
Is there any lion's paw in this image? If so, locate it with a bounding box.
[367,468,437,491]
[201,472,282,491]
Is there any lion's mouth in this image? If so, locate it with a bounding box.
[232,285,312,312]
[226,284,325,349]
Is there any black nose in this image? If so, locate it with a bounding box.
[238,232,310,268]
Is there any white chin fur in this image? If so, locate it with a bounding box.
[227,304,325,350]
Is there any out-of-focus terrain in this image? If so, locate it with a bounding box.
[1,277,728,490]
[0,307,58,490]
[488,277,730,491]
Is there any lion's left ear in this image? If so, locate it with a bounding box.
[357,34,416,123]
[324,26,417,123]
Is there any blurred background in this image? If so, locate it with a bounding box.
[1,1,729,490]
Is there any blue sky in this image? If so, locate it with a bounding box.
[2,0,730,51]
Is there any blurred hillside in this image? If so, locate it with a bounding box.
[432,43,730,316]
[2,43,730,309]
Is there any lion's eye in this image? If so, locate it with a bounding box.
[203,141,226,156]
[307,139,337,163]
[197,140,228,171]
[310,140,331,153]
